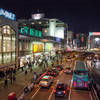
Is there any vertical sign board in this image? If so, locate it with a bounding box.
[33,44,43,53]
[0,8,16,21]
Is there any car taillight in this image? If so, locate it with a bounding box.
[53,73,56,74]
[58,68,60,70]
[48,72,50,74]
[69,71,71,73]
[64,70,66,72]
[63,90,66,94]
[39,83,41,86]
[54,89,56,93]
[73,81,76,86]
[46,84,48,86]
[85,82,87,87]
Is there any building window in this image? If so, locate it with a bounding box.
[12,52,15,62]
[0,53,2,64]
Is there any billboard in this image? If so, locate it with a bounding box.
[45,43,53,51]
[90,32,100,36]
[31,13,45,20]
[33,43,43,53]
[0,8,16,21]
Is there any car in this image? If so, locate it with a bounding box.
[67,56,72,61]
[64,67,72,74]
[54,82,68,97]
[55,64,63,71]
[50,68,59,76]
[39,75,53,88]
[46,69,51,75]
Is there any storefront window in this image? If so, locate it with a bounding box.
[19,42,22,51]
[12,35,15,51]
[3,53,11,63]
[3,35,11,52]
[12,52,15,62]
[0,53,2,64]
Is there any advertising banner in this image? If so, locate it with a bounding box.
[33,43,43,53]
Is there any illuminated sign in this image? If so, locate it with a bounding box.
[45,43,53,51]
[90,32,100,36]
[31,13,45,20]
[33,43,43,53]
[56,37,60,42]
[0,8,16,21]
[20,26,42,38]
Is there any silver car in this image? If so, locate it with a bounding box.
[39,76,53,88]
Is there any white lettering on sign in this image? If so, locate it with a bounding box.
[0,8,16,21]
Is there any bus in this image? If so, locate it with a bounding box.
[73,61,88,88]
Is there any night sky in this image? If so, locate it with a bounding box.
[0,0,100,34]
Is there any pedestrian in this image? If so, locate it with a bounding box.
[9,75,12,83]
[13,75,16,83]
[13,69,16,74]
[30,68,32,72]
[25,70,28,75]
[4,78,8,88]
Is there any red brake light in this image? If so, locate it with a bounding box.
[59,86,61,88]
[64,71,66,72]
[85,82,87,87]
[63,90,66,94]
[54,89,56,93]
[73,81,76,86]
[53,73,55,74]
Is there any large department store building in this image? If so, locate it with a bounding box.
[0,8,18,72]
[18,13,68,68]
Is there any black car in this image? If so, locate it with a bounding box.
[46,69,51,75]
[50,68,59,76]
[55,65,63,71]
[54,82,68,97]
[64,67,72,74]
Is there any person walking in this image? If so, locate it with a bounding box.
[4,78,8,88]
[9,75,12,84]
[13,75,16,83]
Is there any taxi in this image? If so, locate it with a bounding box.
[39,76,53,88]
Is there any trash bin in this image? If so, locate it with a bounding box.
[8,92,16,100]
[24,86,28,93]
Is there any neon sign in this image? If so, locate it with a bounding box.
[90,32,100,36]
[0,8,16,21]
[20,26,42,38]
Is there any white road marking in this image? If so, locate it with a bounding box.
[31,87,40,99]
[68,75,73,100]
[89,92,93,100]
[48,80,59,100]
[59,70,63,75]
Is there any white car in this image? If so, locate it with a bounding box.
[39,76,53,88]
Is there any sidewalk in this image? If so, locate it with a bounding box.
[0,57,60,100]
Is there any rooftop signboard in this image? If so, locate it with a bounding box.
[89,32,100,36]
[0,8,16,21]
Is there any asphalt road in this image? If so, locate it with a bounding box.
[24,53,93,100]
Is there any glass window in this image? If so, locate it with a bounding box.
[0,53,2,64]
[12,52,15,62]
[12,35,15,51]
[3,36,11,52]
[0,34,2,52]
[7,29,10,34]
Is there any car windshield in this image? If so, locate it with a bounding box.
[56,84,64,90]
[42,79,48,82]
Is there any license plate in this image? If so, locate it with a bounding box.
[79,83,82,85]
[58,92,61,94]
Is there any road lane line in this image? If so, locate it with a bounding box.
[59,70,63,75]
[31,87,40,99]
[89,92,93,100]
[68,74,73,100]
[48,80,59,100]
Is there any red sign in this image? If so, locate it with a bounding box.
[93,32,100,35]
[33,44,43,53]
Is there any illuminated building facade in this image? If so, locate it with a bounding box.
[88,32,100,51]
[0,8,18,73]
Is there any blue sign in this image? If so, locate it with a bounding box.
[0,8,16,21]
[56,37,60,42]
